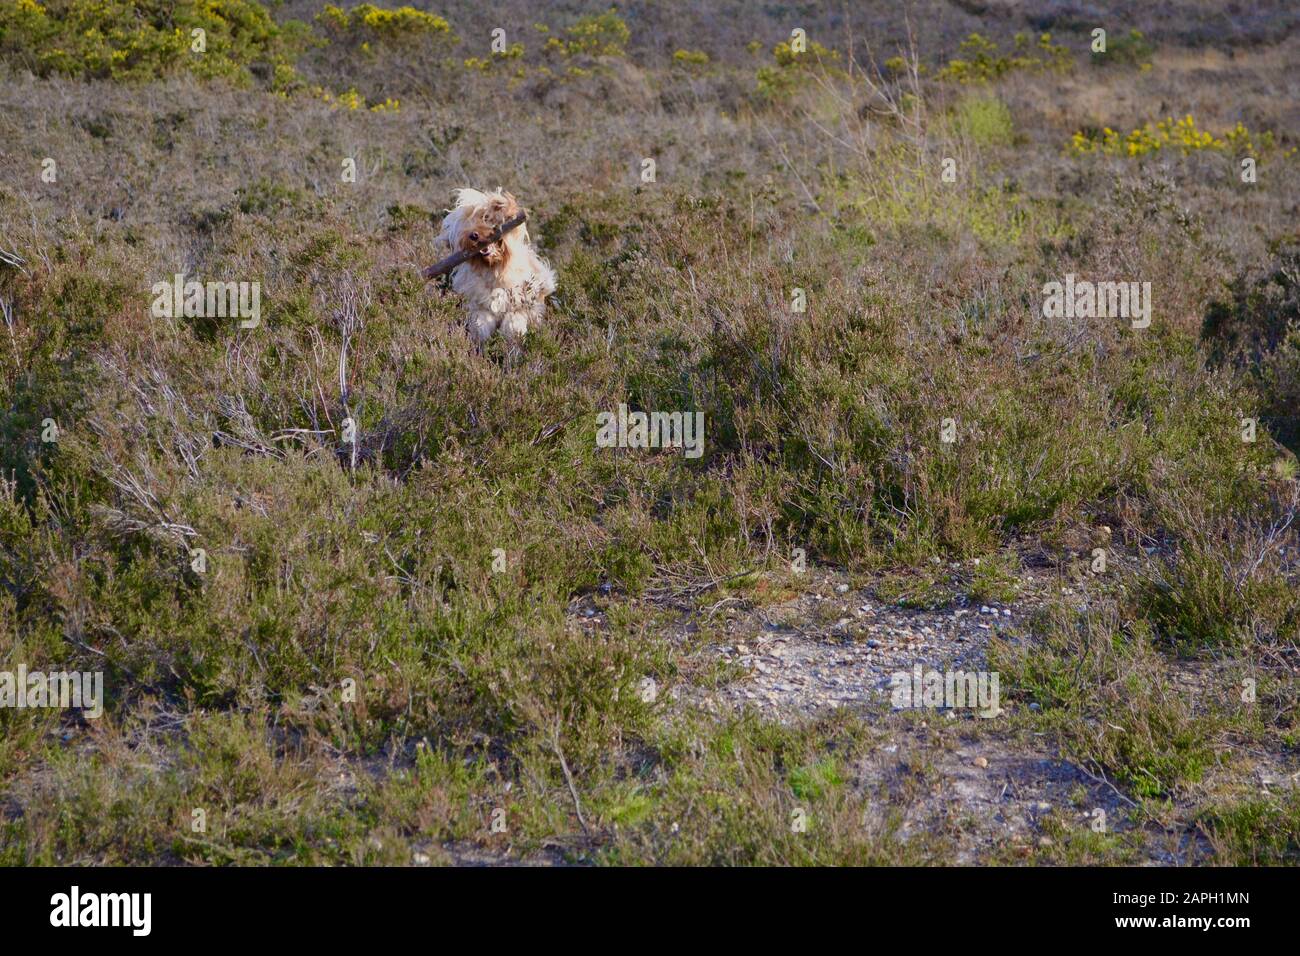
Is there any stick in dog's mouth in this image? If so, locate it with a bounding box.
[422,211,528,280]
[479,211,527,250]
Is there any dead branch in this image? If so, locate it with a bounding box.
[421,211,527,281]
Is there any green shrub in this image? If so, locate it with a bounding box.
[557,8,629,57]
[1134,486,1300,651]
[1202,238,1300,452]
[950,94,1015,147]
[0,0,302,84]
[937,32,1071,84]
[968,552,1021,603]
[1201,791,1300,864]
[755,38,839,99]
[314,3,454,46]
[1090,29,1153,68]
[992,611,1220,799]
[672,49,709,70]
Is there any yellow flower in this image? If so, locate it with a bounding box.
[1068,115,1282,160]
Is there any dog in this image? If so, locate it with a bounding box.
[436,188,557,347]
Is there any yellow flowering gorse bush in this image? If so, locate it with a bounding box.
[672,49,709,69]
[0,0,301,83]
[1069,115,1292,159]
[315,3,451,42]
[551,8,628,57]
[309,84,399,111]
[755,38,841,98]
[462,10,629,82]
[937,32,1071,83]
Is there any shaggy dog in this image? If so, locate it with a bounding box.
[436,188,557,347]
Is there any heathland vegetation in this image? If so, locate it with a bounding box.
[0,0,1297,864]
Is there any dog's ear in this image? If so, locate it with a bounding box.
[437,203,468,250]
[485,190,519,219]
[451,187,486,210]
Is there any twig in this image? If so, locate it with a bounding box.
[422,212,527,280]
[1075,759,1139,809]
[0,247,28,274]
[549,725,590,837]
[1,294,19,369]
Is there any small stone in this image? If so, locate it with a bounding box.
[413,852,430,865]
[972,756,989,768]
[1038,836,1054,847]
[835,583,849,593]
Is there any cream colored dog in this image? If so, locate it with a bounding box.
[436,188,557,346]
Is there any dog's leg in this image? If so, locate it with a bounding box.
[468,310,498,350]
[499,311,528,340]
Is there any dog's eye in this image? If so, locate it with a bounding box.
[469,232,480,242]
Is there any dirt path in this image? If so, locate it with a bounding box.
[642,566,1215,864]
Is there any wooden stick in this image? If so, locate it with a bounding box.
[421,211,527,280]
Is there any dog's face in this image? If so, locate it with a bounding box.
[443,189,522,269]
